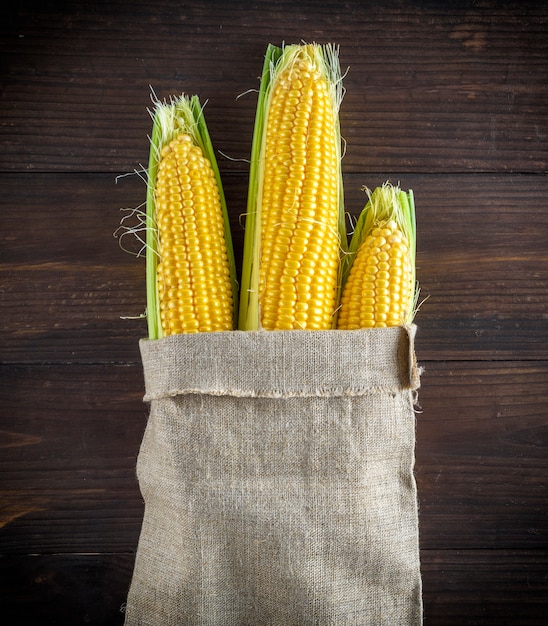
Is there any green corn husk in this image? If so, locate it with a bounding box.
[145,94,238,340]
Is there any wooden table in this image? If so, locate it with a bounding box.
[1,1,546,624]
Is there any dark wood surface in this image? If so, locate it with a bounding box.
[1,1,546,624]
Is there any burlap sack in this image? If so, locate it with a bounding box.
[124,326,422,625]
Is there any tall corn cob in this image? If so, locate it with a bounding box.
[337,183,417,329]
[145,94,238,339]
[238,43,346,331]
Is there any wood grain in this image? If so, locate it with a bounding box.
[0,550,546,625]
[1,1,546,174]
[0,361,545,553]
[416,360,548,550]
[1,0,547,623]
[420,549,548,625]
[1,360,547,623]
[0,554,130,626]
[1,172,546,362]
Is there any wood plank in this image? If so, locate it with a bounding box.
[420,549,548,626]
[1,1,546,173]
[0,360,546,554]
[0,363,146,554]
[0,553,131,626]
[0,550,546,626]
[1,172,546,363]
[415,360,548,550]
[1,1,546,623]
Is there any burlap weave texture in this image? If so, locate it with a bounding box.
[124,326,422,625]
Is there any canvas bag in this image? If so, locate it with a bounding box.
[124,325,422,625]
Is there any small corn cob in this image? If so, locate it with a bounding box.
[337,183,417,329]
[145,94,238,339]
[238,43,346,331]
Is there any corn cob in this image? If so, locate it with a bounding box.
[238,43,346,331]
[145,94,238,339]
[337,183,417,329]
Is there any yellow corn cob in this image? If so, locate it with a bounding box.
[146,95,237,339]
[155,135,233,335]
[337,183,416,329]
[239,43,345,331]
